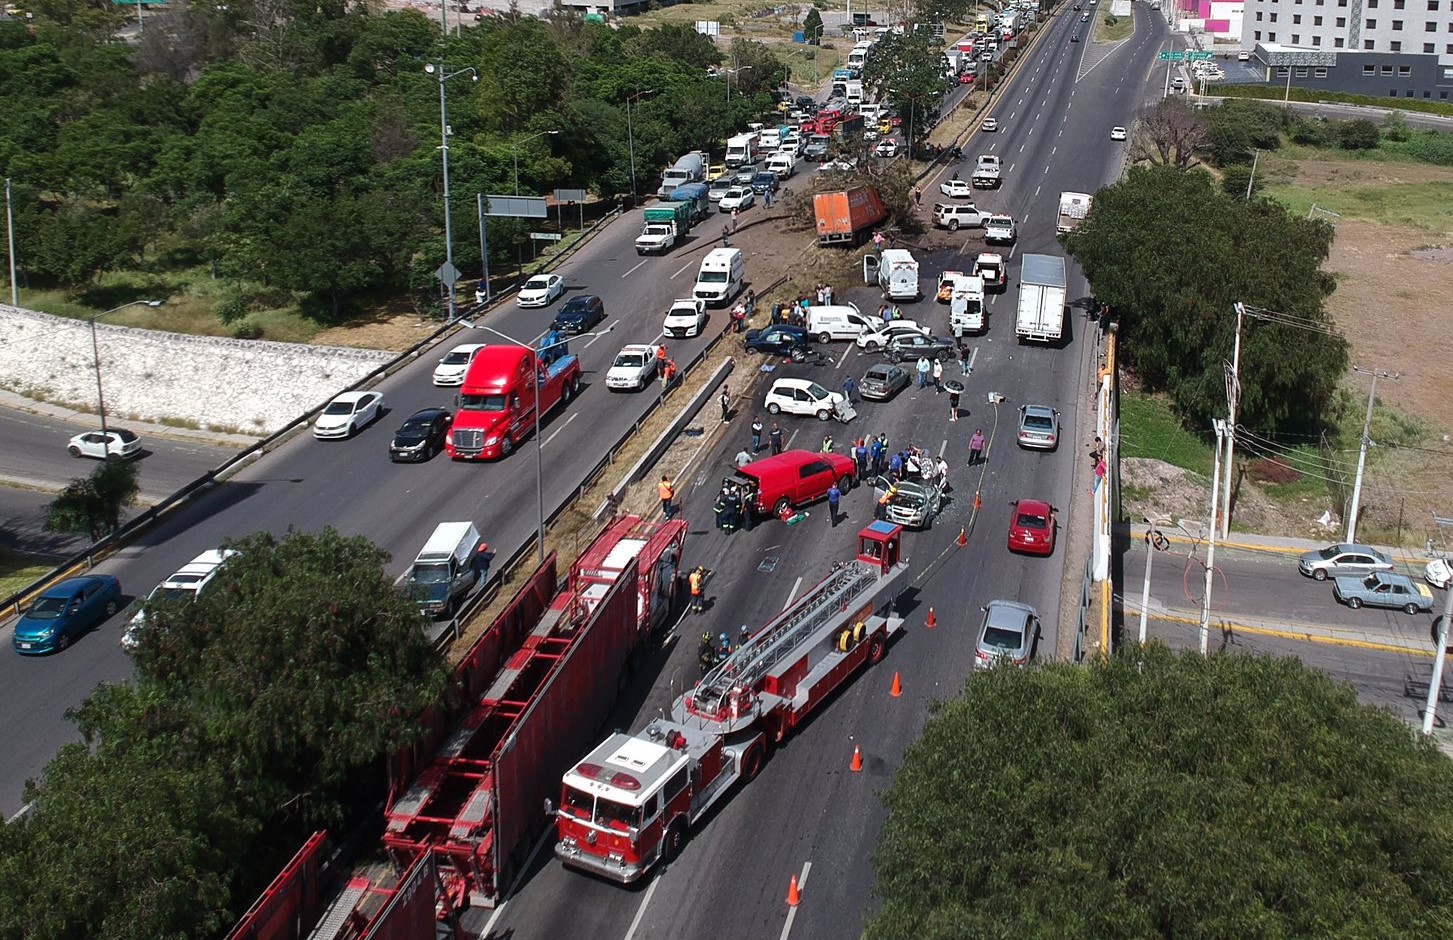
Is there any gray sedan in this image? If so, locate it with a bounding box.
[859,364,912,401]
[974,600,1040,669]
[1297,543,1394,581]
[870,476,943,529]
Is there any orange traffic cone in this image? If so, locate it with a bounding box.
[890,672,903,698]
[787,873,801,907]
[850,745,864,773]
[926,607,937,629]
[973,490,983,513]
[956,527,968,547]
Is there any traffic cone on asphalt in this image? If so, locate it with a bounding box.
[973,491,983,513]
[956,527,968,547]
[787,874,801,907]
[890,672,903,698]
[926,607,937,629]
[850,745,864,773]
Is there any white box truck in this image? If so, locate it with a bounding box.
[694,247,745,305]
[725,133,760,167]
[408,522,487,619]
[1056,191,1093,235]
[1015,254,1068,344]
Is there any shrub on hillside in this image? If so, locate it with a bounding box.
[1338,119,1381,150]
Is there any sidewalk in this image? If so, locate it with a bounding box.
[1120,522,1438,567]
[0,388,257,449]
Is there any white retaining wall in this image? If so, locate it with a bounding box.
[0,305,394,436]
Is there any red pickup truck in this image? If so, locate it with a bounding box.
[446,345,582,460]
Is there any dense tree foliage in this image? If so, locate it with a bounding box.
[44,457,139,541]
[0,6,782,317]
[0,529,448,937]
[862,27,952,143]
[869,647,1453,940]
[1063,165,1347,433]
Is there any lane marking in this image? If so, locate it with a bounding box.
[835,345,852,369]
[670,260,694,279]
[784,576,804,609]
[621,258,648,279]
[623,878,662,940]
[779,861,813,940]
[542,413,578,448]
[480,826,557,938]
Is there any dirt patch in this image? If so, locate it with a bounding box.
[310,311,439,352]
[1291,157,1453,190]
[1122,458,1330,538]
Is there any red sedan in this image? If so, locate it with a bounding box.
[1008,499,1057,556]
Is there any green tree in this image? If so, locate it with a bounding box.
[1205,99,1285,166]
[44,458,139,542]
[123,527,449,824]
[862,28,950,144]
[1063,165,1346,433]
[1380,111,1411,142]
[1219,162,1263,198]
[475,18,571,134]
[869,647,1453,940]
[802,7,824,44]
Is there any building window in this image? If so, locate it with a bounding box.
[1392,19,1403,27]
[1270,32,1278,40]
[1315,67,1328,76]
[1255,29,1263,39]
[1257,10,1264,19]
[1337,16,1347,24]
[1442,91,1449,99]
[1297,66,1310,76]
[1314,15,1323,23]
[1426,90,1433,97]
[1293,33,1302,41]
[1336,36,1345,45]
[1278,66,1290,75]
[1314,35,1323,44]
[1394,0,1405,7]
[1429,20,1439,28]
[1427,42,1437,50]
[1366,18,1377,26]
[1271,11,1279,19]
[1448,42,1453,52]
[1368,0,1378,6]
[1381,64,1395,72]
[1365,38,1376,47]
[1430,0,1441,9]
[1391,40,1402,49]
[1398,64,1411,74]
[1364,64,1377,73]
[1294,13,1303,21]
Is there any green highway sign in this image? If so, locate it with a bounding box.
[1188,51,1215,60]
[1158,51,1184,61]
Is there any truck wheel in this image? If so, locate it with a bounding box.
[664,820,687,863]
[949,219,961,232]
[1346,596,1362,610]
[818,332,832,344]
[562,380,573,404]
[767,402,781,415]
[868,634,887,664]
[742,742,766,782]
[773,497,793,518]
[501,435,514,457]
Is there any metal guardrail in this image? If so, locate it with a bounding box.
[1,209,624,622]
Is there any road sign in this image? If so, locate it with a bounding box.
[1158,51,1184,61]
[529,232,563,241]
[553,188,586,203]
[435,262,461,287]
[1188,51,1215,60]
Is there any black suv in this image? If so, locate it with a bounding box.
[551,294,606,335]
[751,172,780,195]
[885,332,956,363]
[744,324,811,355]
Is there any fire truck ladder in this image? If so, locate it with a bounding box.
[693,561,877,716]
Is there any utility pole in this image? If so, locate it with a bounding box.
[1424,592,1453,735]
[1220,303,1245,539]
[1345,366,1399,544]
[4,177,17,306]
[1199,419,1227,655]
[1245,149,1260,199]
[1138,519,1168,647]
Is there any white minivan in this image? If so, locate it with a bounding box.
[693,247,745,306]
[806,304,885,342]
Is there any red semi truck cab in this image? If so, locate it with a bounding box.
[446,344,582,460]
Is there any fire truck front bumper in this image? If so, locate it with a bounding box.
[554,840,647,884]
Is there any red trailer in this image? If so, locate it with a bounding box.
[381,515,686,910]
[555,522,908,884]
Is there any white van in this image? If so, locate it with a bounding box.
[948,275,987,335]
[694,247,745,306]
[766,152,797,178]
[863,248,921,301]
[806,303,885,342]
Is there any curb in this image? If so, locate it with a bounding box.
[1122,523,1435,567]
[1124,600,1443,658]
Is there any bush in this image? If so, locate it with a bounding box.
[1397,130,1453,166]
[232,322,263,340]
[1220,163,1262,198]
[1381,111,1411,142]
[216,293,249,325]
[1338,119,1381,150]
[1288,116,1332,146]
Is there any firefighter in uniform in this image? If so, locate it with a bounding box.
[699,631,717,671]
[723,484,743,533]
[713,485,730,531]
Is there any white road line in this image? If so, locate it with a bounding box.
[938,439,948,457]
[835,345,852,369]
[670,259,694,279]
[779,861,813,940]
[784,576,804,609]
[786,427,800,449]
[480,827,558,938]
[622,258,648,279]
[1051,146,1057,156]
[1009,163,1017,173]
[542,413,578,448]
[622,878,662,940]
[968,346,980,372]
[581,331,611,350]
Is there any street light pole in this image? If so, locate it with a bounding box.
[1423,588,1453,735]
[726,66,754,103]
[90,300,162,436]
[1199,419,1227,655]
[513,130,560,197]
[1346,366,1399,544]
[426,61,477,323]
[625,90,656,209]
[453,321,615,563]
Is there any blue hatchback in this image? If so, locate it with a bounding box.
[13,575,123,654]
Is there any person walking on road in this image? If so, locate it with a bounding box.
[948,387,960,422]
[842,375,858,403]
[720,387,731,422]
[721,224,730,247]
[936,456,951,492]
[870,435,886,476]
[968,428,986,466]
[958,341,972,376]
[731,207,740,232]
[658,476,675,519]
[916,356,931,389]
[827,483,842,527]
[688,566,705,613]
[655,344,668,379]
[872,231,884,256]
[769,422,784,455]
[932,358,944,393]
[751,417,763,454]
[853,438,869,477]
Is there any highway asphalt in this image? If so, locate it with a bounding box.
[0,407,235,503]
[478,8,1169,940]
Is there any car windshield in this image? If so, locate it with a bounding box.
[1024,415,1053,431]
[982,626,1023,650]
[524,278,549,291]
[441,350,472,365]
[459,394,508,412]
[400,417,433,433]
[865,368,891,382]
[594,797,642,831]
[561,299,591,314]
[412,563,451,585]
[157,586,201,603]
[1318,546,1343,560]
[614,353,646,368]
[561,786,594,820]
[1016,511,1049,529]
[699,272,728,284]
[323,400,357,415]
[806,383,830,400]
[27,597,68,619]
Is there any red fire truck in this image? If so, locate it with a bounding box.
[554,522,908,884]
[381,514,686,910]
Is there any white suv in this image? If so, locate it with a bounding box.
[934,203,986,231]
[662,298,708,338]
[123,549,236,649]
[606,344,661,391]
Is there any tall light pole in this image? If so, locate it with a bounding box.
[1345,366,1399,544]
[425,61,478,323]
[1220,302,1246,540]
[91,300,163,435]
[453,321,615,564]
[1423,589,1453,735]
[725,66,754,103]
[1198,419,1227,655]
[513,130,560,197]
[625,90,656,208]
